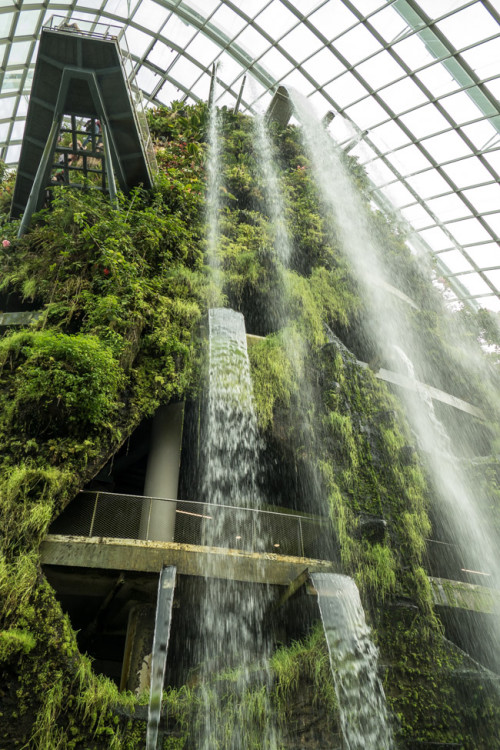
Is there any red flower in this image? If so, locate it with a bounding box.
[103,267,110,276]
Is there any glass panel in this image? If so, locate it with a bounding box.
[309,1,358,40]
[305,47,345,85]
[211,5,247,37]
[0,122,9,140]
[156,79,183,104]
[7,41,32,66]
[335,24,382,65]
[462,183,500,214]
[438,250,474,274]
[418,226,453,251]
[457,273,493,297]
[353,0,386,14]
[425,193,472,223]
[133,0,169,29]
[244,0,273,18]
[356,50,405,89]
[259,47,294,79]
[369,120,411,150]
[400,203,434,230]
[400,104,450,139]
[379,78,428,113]
[416,62,461,98]
[484,213,500,238]
[0,98,16,119]
[135,65,161,95]
[423,130,472,162]
[6,144,21,164]
[484,78,500,102]
[236,25,271,56]
[447,218,492,245]
[162,14,196,47]
[468,243,500,268]
[417,0,470,14]
[255,1,298,37]
[381,181,414,208]
[393,34,436,70]
[461,120,499,151]
[369,5,410,43]
[217,52,243,85]
[483,150,500,174]
[441,90,483,125]
[148,41,177,70]
[406,169,451,199]
[385,144,432,174]
[168,57,202,87]
[124,26,153,57]
[0,13,14,37]
[280,25,322,60]
[11,119,26,140]
[344,97,387,129]
[185,34,221,67]
[441,156,494,189]
[461,38,500,78]
[15,10,40,36]
[323,72,369,108]
[190,75,211,99]
[482,278,500,300]
[436,4,497,51]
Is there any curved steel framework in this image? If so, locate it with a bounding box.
[1,1,499,309]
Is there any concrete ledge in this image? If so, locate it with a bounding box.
[357,361,485,420]
[40,535,336,585]
[430,576,500,614]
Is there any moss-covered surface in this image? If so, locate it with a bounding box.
[0,102,499,748]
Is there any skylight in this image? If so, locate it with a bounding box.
[0,0,498,310]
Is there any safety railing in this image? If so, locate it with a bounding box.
[44,15,121,40]
[48,491,334,561]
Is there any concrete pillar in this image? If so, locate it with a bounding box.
[139,402,184,542]
[120,604,155,693]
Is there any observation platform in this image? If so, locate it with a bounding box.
[40,490,336,586]
[40,536,334,586]
[11,19,154,228]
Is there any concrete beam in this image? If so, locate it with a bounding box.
[40,535,335,586]
[430,576,500,614]
[357,361,485,419]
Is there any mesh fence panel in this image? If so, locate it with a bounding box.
[48,491,333,560]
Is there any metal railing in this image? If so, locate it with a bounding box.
[48,491,334,560]
[44,15,121,40]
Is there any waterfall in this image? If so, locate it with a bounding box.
[291,91,500,667]
[312,573,394,750]
[146,566,176,750]
[205,88,223,302]
[254,113,291,269]
[202,307,262,514]
[197,307,276,749]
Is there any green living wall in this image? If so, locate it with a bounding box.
[0,102,499,748]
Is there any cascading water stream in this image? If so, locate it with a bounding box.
[311,573,394,750]
[145,566,177,750]
[205,80,223,303]
[291,91,500,666]
[197,307,277,749]
[254,113,291,270]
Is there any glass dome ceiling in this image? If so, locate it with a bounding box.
[1,0,499,310]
